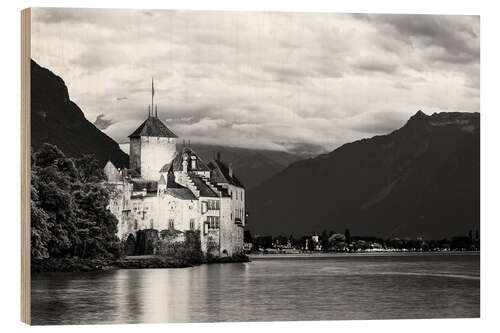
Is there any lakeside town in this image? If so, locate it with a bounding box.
[243,229,480,254]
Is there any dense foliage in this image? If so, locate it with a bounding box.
[31,143,121,259]
[248,228,480,253]
[158,230,203,264]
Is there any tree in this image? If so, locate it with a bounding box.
[244,230,253,243]
[320,230,330,251]
[344,228,351,245]
[30,143,121,260]
[329,233,346,251]
[30,171,52,259]
[73,182,121,258]
[74,154,106,183]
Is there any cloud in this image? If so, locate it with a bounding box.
[348,109,408,135]
[356,14,479,65]
[93,113,116,130]
[354,58,399,74]
[31,9,480,155]
[275,142,328,156]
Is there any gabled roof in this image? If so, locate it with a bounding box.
[159,160,173,173]
[165,187,197,200]
[160,147,210,173]
[162,174,198,200]
[208,159,244,188]
[188,173,218,197]
[104,161,123,182]
[131,174,197,200]
[128,116,178,138]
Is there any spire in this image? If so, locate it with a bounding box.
[148,105,151,118]
[155,104,158,118]
[151,77,155,115]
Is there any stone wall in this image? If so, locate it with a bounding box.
[129,138,141,171]
[140,136,177,180]
[219,196,244,256]
[135,229,159,255]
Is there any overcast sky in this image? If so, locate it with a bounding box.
[31,8,479,155]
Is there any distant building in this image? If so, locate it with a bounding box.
[104,83,245,257]
[311,234,319,244]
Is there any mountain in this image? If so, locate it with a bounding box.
[31,60,129,168]
[247,111,480,240]
[118,143,305,189]
[31,60,303,186]
[183,144,304,189]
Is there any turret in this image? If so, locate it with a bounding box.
[128,79,178,181]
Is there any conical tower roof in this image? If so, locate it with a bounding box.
[128,116,178,138]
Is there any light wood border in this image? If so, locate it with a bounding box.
[21,7,31,325]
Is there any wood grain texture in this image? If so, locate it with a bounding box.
[21,7,31,325]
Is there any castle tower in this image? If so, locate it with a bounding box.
[128,78,178,181]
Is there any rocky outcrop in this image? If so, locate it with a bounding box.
[31,60,129,168]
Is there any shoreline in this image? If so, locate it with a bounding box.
[31,251,478,273]
[249,251,480,259]
[31,253,250,274]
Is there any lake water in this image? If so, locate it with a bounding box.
[31,253,479,325]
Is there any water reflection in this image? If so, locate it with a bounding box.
[31,253,479,325]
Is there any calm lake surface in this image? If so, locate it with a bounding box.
[31,253,479,325]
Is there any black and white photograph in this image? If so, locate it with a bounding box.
[21,6,480,326]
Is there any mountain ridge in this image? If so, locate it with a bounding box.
[30,60,304,188]
[31,59,129,168]
[247,111,480,239]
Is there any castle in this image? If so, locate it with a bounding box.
[103,82,245,257]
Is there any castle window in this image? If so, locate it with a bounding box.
[168,219,175,230]
[206,200,220,210]
[190,219,195,230]
[150,219,154,229]
[191,156,197,169]
[134,220,138,229]
[207,216,220,229]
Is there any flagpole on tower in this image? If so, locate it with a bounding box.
[151,77,154,116]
